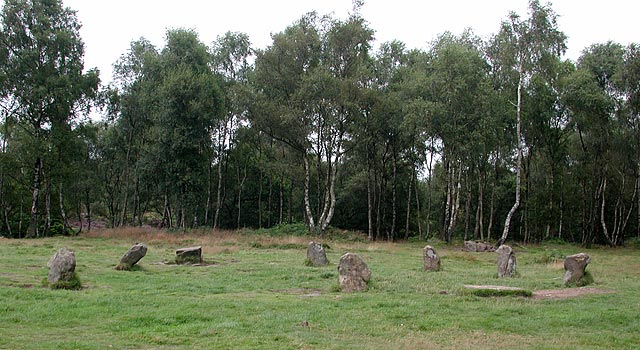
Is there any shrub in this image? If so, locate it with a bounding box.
[535,249,565,264]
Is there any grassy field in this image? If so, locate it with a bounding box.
[1,228,639,349]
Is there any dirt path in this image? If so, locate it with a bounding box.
[532,287,614,300]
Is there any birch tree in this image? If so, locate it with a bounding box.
[490,0,566,246]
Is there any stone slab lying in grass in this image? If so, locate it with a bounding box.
[463,284,532,297]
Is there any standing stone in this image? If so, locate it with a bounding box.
[496,245,516,278]
[563,253,591,285]
[338,253,371,292]
[47,247,76,284]
[116,243,148,270]
[423,245,441,271]
[306,241,329,266]
[176,246,203,264]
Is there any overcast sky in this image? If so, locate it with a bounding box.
[36,0,640,84]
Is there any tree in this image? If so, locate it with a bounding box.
[148,29,224,229]
[490,0,566,246]
[0,0,99,237]
[253,10,373,234]
[210,31,253,229]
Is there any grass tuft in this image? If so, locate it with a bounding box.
[534,249,565,264]
[467,288,533,298]
[565,270,595,287]
[42,272,83,290]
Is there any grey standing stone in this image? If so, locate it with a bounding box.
[338,253,371,292]
[496,244,516,278]
[47,247,76,284]
[176,246,203,264]
[423,245,441,271]
[563,253,591,285]
[116,243,148,270]
[464,240,495,252]
[306,241,329,266]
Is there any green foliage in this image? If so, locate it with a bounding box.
[534,250,565,264]
[258,223,311,237]
[251,241,307,250]
[42,272,83,291]
[1,0,640,248]
[565,270,595,288]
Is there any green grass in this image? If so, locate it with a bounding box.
[0,233,639,349]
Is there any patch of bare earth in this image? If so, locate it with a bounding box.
[270,288,323,297]
[532,287,614,300]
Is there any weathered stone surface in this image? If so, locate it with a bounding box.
[116,243,148,270]
[423,245,441,271]
[464,241,495,252]
[338,253,371,292]
[563,253,591,285]
[47,247,76,284]
[176,246,203,264]
[306,241,329,266]
[496,244,516,278]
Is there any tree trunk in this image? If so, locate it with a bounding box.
[443,160,452,240]
[599,177,613,246]
[204,160,212,226]
[487,182,495,241]
[464,169,471,241]
[3,205,12,238]
[44,178,51,236]
[258,168,263,228]
[474,167,484,241]
[236,163,247,230]
[213,123,228,230]
[267,175,273,227]
[26,157,42,238]
[415,173,423,240]
[118,127,134,228]
[498,64,524,246]
[405,166,413,240]
[523,151,532,243]
[367,147,374,241]
[279,178,284,225]
[85,189,92,232]
[75,201,82,236]
[390,149,397,241]
[446,163,462,243]
[425,139,434,240]
[59,184,69,234]
[303,154,316,233]
[318,151,340,234]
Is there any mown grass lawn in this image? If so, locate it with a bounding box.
[1,229,639,349]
